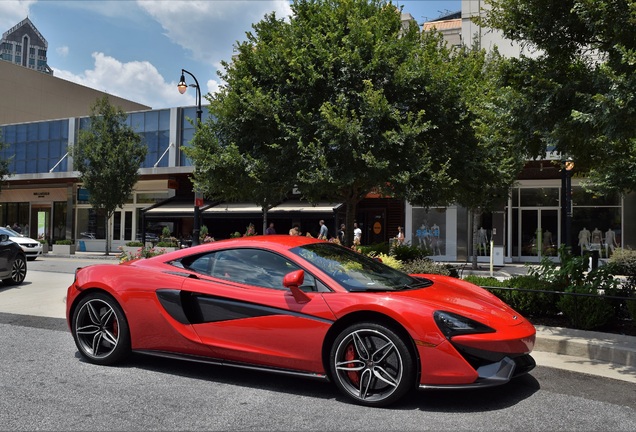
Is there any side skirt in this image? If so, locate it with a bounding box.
[134,349,329,381]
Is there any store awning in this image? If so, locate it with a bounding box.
[270,202,343,213]
[143,200,343,219]
[203,203,263,214]
[143,200,214,218]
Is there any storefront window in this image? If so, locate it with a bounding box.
[136,192,172,204]
[520,188,559,207]
[76,208,106,239]
[411,208,446,256]
[52,202,67,241]
[571,187,620,206]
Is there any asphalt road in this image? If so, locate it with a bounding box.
[0,256,633,430]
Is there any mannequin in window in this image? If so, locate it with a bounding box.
[477,227,488,256]
[591,227,603,248]
[605,228,618,257]
[578,227,591,255]
[431,223,441,255]
[542,229,554,254]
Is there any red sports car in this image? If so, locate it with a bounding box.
[66,235,535,407]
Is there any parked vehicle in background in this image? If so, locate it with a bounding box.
[0,227,42,261]
[0,233,27,285]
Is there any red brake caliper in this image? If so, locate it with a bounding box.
[345,344,360,386]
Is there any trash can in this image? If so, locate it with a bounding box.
[590,250,599,270]
[493,246,504,266]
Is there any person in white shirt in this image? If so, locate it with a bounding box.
[353,223,362,245]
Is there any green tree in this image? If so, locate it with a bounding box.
[188,0,478,244]
[73,96,146,255]
[480,0,636,194]
[448,47,527,268]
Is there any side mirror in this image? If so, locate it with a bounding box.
[283,269,311,304]
[0,234,9,242]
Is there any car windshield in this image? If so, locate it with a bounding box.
[290,243,431,292]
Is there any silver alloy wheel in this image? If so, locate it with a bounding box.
[75,298,121,359]
[333,328,404,403]
[10,257,26,284]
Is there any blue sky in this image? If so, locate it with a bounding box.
[0,0,460,109]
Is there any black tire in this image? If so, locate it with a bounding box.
[2,255,27,285]
[71,292,131,365]
[329,322,415,407]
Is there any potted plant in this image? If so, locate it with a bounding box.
[38,235,49,254]
[52,239,75,255]
[157,227,179,251]
[122,240,144,255]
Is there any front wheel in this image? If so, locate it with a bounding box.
[329,322,416,407]
[2,255,26,285]
[71,292,131,365]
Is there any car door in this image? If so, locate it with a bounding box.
[178,248,337,374]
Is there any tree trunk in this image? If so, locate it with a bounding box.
[262,207,268,235]
[104,212,110,256]
[344,197,359,247]
[471,208,482,270]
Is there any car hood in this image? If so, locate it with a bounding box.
[390,274,525,327]
[10,236,39,244]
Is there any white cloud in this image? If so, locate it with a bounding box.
[0,0,36,30]
[53,52,195,109]
[56,45,69,57]
[137,0,292,69]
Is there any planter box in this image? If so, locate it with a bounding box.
[53,244,76,255]
[41,243,49,254]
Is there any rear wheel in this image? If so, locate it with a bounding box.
[329,322,415,407]
[2,255,26,285]
[72,292,131,365]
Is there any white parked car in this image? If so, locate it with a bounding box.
[0,227,43,261]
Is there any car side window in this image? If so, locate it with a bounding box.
[183,249,318,291]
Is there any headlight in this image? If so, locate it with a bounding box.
[434,311,495,338]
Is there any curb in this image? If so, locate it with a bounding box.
[535,325,636,368]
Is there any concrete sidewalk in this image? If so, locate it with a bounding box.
[15,252,636,384]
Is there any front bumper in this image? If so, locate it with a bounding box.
[419,354,535,390]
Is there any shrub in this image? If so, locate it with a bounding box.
[557,284,615,330]
[401,258,451,276]
[55,239,73,245]
[390,243,429,262]
[608,247,636,276]
[506,275,560,316]
[125,241,144,247]
[357,242,390,256]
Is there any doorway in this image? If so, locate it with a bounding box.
[111,210,134,248]
[30,205,51,242]
[514,208,559,261]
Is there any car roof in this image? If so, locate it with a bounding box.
[145,235,326,263]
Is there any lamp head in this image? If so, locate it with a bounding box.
[177,73,187,94]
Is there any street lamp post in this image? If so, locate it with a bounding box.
[178,69,203,246]
[561,158,574,250]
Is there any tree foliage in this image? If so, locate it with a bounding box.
[188,0,483,243]
[73,96,146,254]
[447,46,527,267]
[480,0,636,194]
